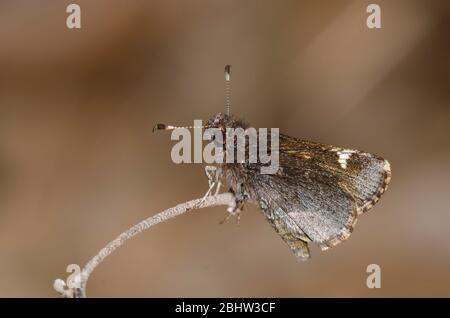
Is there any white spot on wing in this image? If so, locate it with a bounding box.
[336,149,356,169]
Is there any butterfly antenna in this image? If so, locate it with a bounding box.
[225,65,231,116]
[152,123,211,133]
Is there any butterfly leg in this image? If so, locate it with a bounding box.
[205,165,223,196]
[220,183,247,225]
[196,166,219,208]
[219,204,243,225]
[198,181,215,206]
[213,181,222,196]
[204,165,218,189]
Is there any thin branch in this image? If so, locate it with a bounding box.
[54,192,237,298]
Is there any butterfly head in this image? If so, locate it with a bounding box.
[207,112,248,131]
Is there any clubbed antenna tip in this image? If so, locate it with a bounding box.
[225,65,231,115]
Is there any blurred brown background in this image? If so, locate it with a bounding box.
[0,0,449,297]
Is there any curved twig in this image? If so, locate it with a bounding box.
[53,192,236,298]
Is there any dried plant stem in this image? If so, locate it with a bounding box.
[54,192,236,298]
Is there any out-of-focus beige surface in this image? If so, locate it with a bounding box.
[0,0,449,297]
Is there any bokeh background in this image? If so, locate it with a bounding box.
[0,0,449,297]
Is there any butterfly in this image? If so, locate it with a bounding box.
[203,112,391,260]
[154,65,391,260]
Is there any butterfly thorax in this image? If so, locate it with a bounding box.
[206,113,262,202]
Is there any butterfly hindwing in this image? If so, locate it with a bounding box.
[259,198,311,260]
